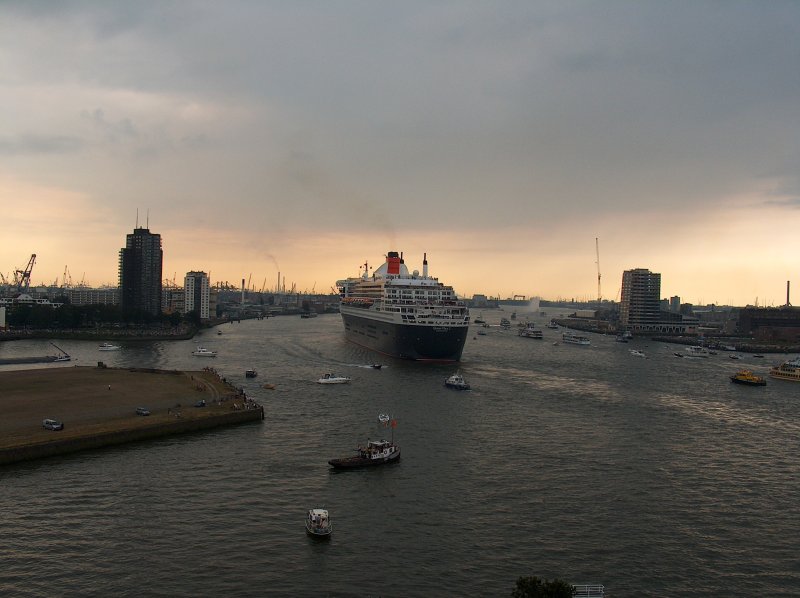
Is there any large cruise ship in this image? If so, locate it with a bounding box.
[336,251,470,361]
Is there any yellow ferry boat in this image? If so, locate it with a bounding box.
[730,370,766,386]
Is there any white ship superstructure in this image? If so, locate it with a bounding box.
[336,251,469,361]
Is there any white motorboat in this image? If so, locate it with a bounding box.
[98,343,120,351]
[192,346,218,357]
[49,343,71,362]
[629,349,646,358]
[306,509,332,538]
[445,372,470,390]
[317,373,351,384]
[378,413,390,425]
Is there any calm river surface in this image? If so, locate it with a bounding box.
[1,312,799,597]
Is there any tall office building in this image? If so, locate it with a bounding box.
[620,268,662,330]
[184,271,210,320]
[119,227,163,317]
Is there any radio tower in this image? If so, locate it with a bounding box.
[595,238,602,303]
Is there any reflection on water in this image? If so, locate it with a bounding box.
[1,314,799,596]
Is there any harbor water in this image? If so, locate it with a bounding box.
[1,313,799,596]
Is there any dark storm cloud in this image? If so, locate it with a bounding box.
[2,1,799,229]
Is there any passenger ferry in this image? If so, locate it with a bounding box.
[518,323,543,339]
[336,251,469,361]
[562,331,591,346]
[769,357,800,382]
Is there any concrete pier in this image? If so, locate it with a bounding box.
[0,366,264,465]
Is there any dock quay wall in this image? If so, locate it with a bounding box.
[0,407,263,466]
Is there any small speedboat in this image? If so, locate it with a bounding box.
[317,373,351,384]
[306,509,332,538]
[371,364,383,370]
[445,372,470,390]
[192,346,217,357]
[98,342,121,351]
[629,349,646,358]
[245,369,257,378]
[378,413,390,425]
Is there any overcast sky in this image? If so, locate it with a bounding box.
[2,1,799,305]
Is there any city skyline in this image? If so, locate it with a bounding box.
[2,2,799,306]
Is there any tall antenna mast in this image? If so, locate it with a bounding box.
[595,237,602,303]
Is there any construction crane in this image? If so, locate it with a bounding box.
[595,238,602,303]
[62,265,73,289]
[13,254,36,293]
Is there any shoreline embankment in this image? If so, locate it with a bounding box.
[0,408,263,465]
[0,366,264,466]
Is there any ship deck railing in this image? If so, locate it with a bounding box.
[573,584,604,598]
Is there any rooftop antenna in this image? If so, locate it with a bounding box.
[136,208,139,228]
[595,237,602,303]
[146,208,150,229]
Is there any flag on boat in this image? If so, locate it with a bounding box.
[390,419,397,428]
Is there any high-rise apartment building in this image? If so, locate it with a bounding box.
[620,268,662,330]
[184,271,210,320]
[119,227,163,317]
[620,268,693,334]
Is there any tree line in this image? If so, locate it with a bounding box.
[4,301,202,329]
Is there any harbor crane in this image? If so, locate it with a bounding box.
[595,238,602,303]
[62,265,73,289]
[13,253,36,293]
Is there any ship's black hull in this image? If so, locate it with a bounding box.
[341,312,468,362]
[328,450,401,469]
